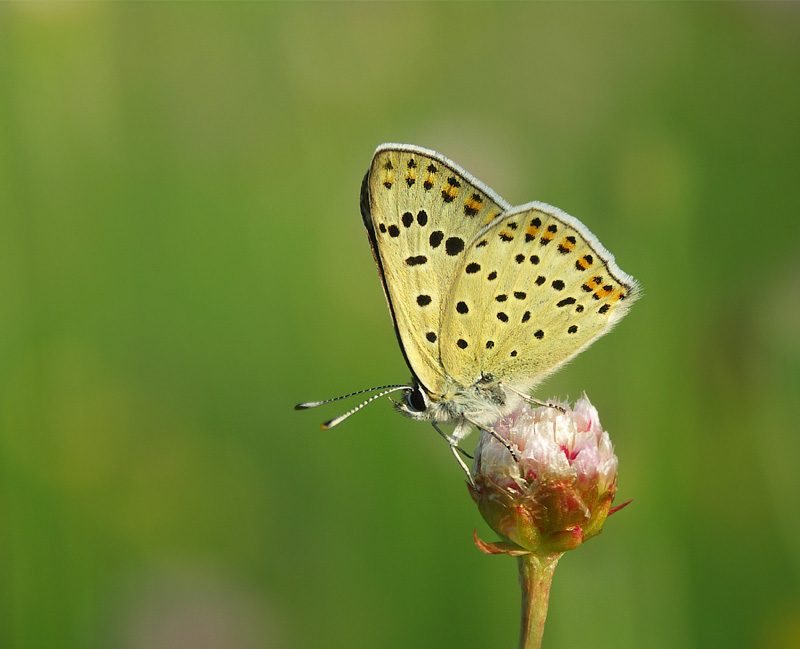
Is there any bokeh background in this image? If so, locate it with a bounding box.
[2,3,799,649]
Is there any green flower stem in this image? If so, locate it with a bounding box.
[518,553,561,649]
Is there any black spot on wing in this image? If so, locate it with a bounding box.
[465,262,481,274]
[445,237,465,256]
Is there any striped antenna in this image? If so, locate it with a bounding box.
[295,384,411,429]
[295,384,409,410]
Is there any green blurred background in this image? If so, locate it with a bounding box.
[1,3,799,648]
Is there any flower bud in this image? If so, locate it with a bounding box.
[469,396,620,556]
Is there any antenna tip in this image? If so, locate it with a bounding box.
[295,402,314,410]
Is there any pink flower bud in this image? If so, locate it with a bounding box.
[469,396,620,556]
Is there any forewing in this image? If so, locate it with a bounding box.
[439,202,641,388]
[361,144,510,395]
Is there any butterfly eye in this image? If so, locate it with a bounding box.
[407,387,427,412]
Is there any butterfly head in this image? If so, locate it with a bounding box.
[391,379,433,421]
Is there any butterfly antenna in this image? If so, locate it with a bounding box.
[320,385,411,430]
[295,385,412,429]
[322,385,410,430]
[295,384,410,411]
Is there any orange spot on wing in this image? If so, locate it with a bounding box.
[583,276,603,292]
[464,197,482,214]
[484,211,501,225]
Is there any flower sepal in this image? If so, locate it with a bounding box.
[472,529,533,556]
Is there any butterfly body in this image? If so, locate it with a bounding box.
[359,144,640,453]
[396,372,520,440]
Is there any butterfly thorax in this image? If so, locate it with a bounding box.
[396,374,523,431]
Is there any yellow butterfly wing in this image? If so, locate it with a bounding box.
[360,144,510,396]
[439,202,641,389]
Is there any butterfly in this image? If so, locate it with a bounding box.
[298,144,640,476]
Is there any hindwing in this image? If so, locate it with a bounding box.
[439,202,640,388]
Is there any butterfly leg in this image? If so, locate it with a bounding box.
[461,415,519,463]
[482,424,519,462]
[450,443,475,486]
[500,383,567,413]
[431,422,473,458]
[431,422,475,484]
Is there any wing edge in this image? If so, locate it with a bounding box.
[373,143,512,213]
